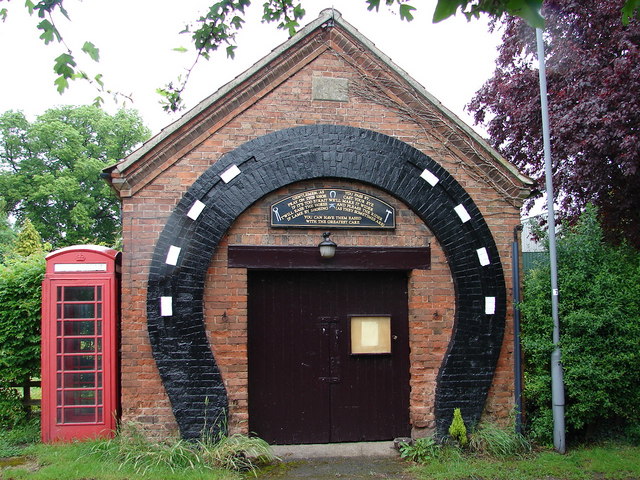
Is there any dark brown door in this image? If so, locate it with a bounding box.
[248,270,410,444]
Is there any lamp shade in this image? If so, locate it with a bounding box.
[318,232,337,259]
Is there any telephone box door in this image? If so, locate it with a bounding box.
[41,246,120,442]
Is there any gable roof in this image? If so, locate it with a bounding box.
[105,8,533,202]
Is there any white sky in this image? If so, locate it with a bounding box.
[0,0,503,135]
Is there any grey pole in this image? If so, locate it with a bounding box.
[512,225,524,435]
[536,27,566,454]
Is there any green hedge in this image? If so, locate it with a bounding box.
[520,206,640,442]
[0,252,45,427]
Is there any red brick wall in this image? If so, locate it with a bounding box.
[118,46,521,438]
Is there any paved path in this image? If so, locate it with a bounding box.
[256,442,417,479]
[256,456,417,479]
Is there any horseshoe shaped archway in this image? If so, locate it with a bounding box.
[146,124,507,440]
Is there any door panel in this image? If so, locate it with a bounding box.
[248,270,409,444]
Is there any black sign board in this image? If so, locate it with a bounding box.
[271,189,395,229]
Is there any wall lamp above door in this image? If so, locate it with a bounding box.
[318,232,337,259]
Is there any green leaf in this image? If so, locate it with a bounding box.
[366,0,380,12]
[399,3,416,21]
[231,14,244,29]
[58,2,70,20]
[622,0,640,24]
[293,4,305,18]
[506,0,544,29]
[81,41,100,62]
[25,0,35,15]
[172,46,188,53]
[53,75,69,94]
[37,19,60,44]
[433,0,460,23]
[226,44,236,59]
[0,8,7,22]
[94,73,104,88]
[53,52,76,79]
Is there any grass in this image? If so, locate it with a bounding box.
[3,440,240,480]
[1,421,275,480]
[409,443,640,480]
[0,419,40,458]
[3,420,640,480]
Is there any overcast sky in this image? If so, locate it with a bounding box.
[0,0,503,135]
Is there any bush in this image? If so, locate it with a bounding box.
[0,252,46,386]
[521,206,640,442]
[0,385,27,429]
[449,408,468,447]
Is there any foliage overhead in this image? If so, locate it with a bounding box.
[468,0,640,247]
[0,105,150,248]
[4,0,637,112]
[520,206,640,442]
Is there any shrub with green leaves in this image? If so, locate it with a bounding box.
[399,436,442,463]
[521,205,640,442]
[449,408,468,447]
[0,251,46,426]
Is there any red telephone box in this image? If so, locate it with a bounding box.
[41,245,121,442]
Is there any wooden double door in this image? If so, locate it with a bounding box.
[248,270,410,445]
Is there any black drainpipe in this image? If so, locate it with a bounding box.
[513,224,524,434]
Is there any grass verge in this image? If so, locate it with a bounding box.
[409,443,640,480]
[1,421,275,480]
[0,419,40,458]
[3,439,240,480]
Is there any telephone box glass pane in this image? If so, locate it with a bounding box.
[65,407,96,423]
[63,355,95,371]
[64,286,95,302]
[64,338,96,353]
[64,390,96,406]
[64,372,95,389]
[64,320,95,336]
[64,303,95,319]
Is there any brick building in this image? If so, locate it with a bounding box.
[104,9,532,444]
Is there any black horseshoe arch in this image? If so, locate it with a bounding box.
[146,125,507,440]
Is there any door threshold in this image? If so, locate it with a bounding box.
[270,441,398,460]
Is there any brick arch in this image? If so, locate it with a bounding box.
[147,125,506,440]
